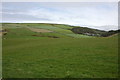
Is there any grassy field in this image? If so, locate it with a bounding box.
[2,23,118,78]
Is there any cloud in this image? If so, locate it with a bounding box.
[1,2,118,30]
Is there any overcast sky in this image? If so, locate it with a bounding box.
[1,2,118,30]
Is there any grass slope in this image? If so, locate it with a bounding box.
[2,23,90,38]
[2,23,118,78]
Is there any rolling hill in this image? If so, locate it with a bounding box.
[2,23,119,78]
[2,23,119,38]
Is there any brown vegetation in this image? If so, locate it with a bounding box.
[32,35,59,38]
[27,27,53,33]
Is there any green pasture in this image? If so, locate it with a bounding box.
[2,23,118,78]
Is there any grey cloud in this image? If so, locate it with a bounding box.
[2,13,52,21]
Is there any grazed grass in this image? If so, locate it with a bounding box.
[65,34,91,38]
[30,26,73,34]
[2,23,118,78]
[27,27,53,33]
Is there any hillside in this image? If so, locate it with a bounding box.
[2,23,119,38]
[2,23,118,78]
[2,23,91,38]
[71,27,119,37]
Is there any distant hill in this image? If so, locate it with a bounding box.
[2,23,119,37]
[71,27,120,37]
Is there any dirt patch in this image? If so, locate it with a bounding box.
[0,30,1,36]
[32,35,59,38]
[27,27,53,33]
[0,29,7,36]
[107,33,118,37]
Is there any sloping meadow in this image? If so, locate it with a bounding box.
[2,23,118,78]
